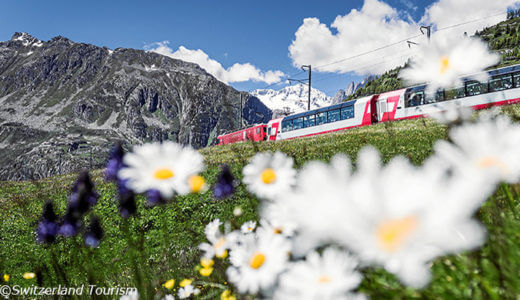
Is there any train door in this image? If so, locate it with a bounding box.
[377,101,387,122]
[370,95,379,124]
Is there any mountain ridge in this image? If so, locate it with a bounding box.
[0,32,271,180]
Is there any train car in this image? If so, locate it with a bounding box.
[266,118,283,141]
[217,124,268,145]
[270,95,377,141]
[217,63,520,146]
[375,64,520,122]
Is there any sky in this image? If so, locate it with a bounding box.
[0,0,519,96]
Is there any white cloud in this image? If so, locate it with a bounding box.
[289,0,519,75]
[422,0,519,36]
[146,41,285,84]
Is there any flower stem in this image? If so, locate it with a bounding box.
[501,184,518,219]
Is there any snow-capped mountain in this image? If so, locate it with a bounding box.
[251,84,332,115]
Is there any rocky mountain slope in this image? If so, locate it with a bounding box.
[251,84,331,117]
[0,32,271,180]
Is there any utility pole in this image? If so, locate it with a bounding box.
[239,93,243,127]
[420,25,431,41]
[407,25,432,48]
[302,65,312,111]
[289,65,312,111]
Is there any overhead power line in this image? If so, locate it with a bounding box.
[251,10,508,93]
[313,10,509,71]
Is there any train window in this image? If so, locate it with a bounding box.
[489,73,513,92]
[304,115,315,128]
[282,120,293,132]
[316,112,327,125]
[514,72,520,88]
[445,86,465,100]
[466,80,488,96]
[263,127,267,133]
[293,118,303,130]
[340,106,354,120]
[327,109,340,123]
[422,90,442,104]
[405,91,424,107]
[256,127,260,134]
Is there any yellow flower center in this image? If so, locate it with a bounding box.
[162,279,175,289]
[439,56,451,75]
[3,274,9,282]
[221,290,231,300]
[154,168,174,180]
[476,156,510,176]
[199,267,213,277]
[216,250,228,259]
[214,237,226,250]
[261,168,277,184]
[221,290,236,300]
[249,252,266,269]
[318,275,332,283]
[273,227,283,234]
[201,258,214,268]
[23,272,35,280]
[189,175,205,193]
[376,216,417,252]
[179,279,192,287]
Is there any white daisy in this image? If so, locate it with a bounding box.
[259,206,298,238]
[336,148,487,288]
[177,285,200,299]
[274,248,363,300]
[227,228,291,294]
[432,114,520,185]
[281,147,488,288]
[400,35,499,95]
[275,154,353,256]
[163,295,175,300]
[120,290,139,300]
[118,142,204,198]
[242,152,296,200]
[199,219,238,259]
[241,221,257,234]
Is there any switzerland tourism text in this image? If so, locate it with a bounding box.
[0,284,137,298]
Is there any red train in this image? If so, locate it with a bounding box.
[217,63,520,145]
[217,124,268,145]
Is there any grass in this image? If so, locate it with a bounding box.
[1,109,520,299]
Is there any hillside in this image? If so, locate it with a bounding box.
[2,104,520,298]
[347,15,520,100]
[0,33,272,181]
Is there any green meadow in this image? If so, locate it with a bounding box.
[1,106,520,299]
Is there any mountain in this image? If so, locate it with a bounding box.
[251,84,332,117]
[331,75,379,104]
[0,32,271,180]
[332,89,347,104]
[345,82,356,96]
